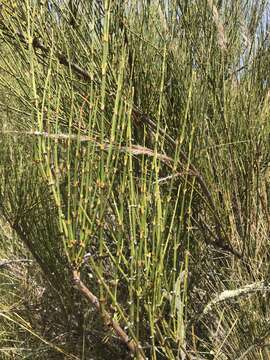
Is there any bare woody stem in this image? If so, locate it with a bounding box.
[72,270,145,360]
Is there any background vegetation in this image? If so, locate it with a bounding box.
[0,0,270,359]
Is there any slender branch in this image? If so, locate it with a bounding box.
[0,258,33,268]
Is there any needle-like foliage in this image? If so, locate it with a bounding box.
[0,1,270,359]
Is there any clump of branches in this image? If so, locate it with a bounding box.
[0,1,270,359]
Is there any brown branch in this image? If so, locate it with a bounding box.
[1,130,173,165]
[72,270,145,359]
